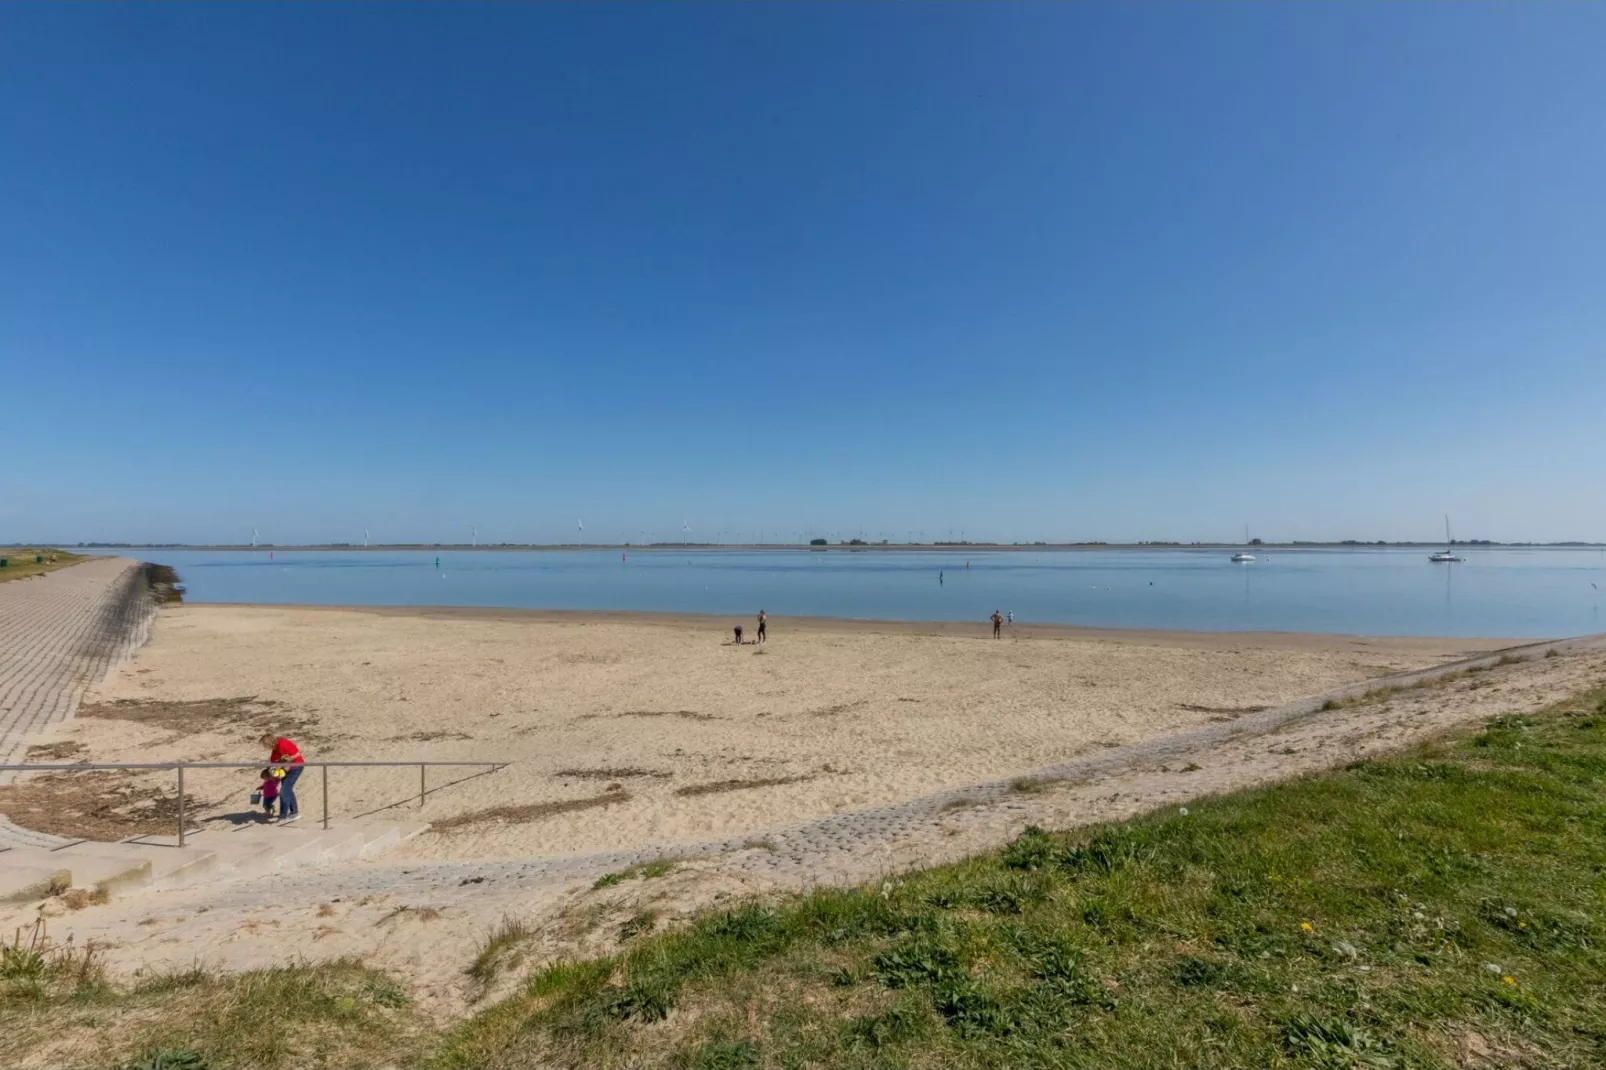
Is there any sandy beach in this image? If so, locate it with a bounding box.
[47,604,1513,860]
[10,599,1600,1022]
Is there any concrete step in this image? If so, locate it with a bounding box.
[95,839,224,892]
[122,819,429,887]
[0,863,70,903]
[33,844,154,893]
[356,822,429,858]
[0,819,428,901]
[242,820,427,865]
[213,823,373,873]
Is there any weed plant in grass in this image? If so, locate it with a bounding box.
[469,916,538,989]
[593,857,678,889]
[436,685,1606,1070]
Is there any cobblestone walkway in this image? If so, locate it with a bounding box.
[0,557,154,847]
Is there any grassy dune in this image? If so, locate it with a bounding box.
[435,684,1606,1070]
[5,684,1603,1069]
[0,951,419,1070]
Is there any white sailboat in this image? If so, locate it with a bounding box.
[1429,515,1464,563]
[1231,523,1256,563]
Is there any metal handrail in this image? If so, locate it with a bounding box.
[0,760,510,846]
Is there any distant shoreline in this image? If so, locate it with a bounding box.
[52,542,1606,553]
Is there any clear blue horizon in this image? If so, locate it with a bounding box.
[3,4,1603,546]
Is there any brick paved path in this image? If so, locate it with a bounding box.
[0,558,155,847]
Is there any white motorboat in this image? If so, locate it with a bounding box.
[1231,552,1256,563]
[1429,515,1464,563]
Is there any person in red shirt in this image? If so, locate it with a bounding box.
[259,734,305,823]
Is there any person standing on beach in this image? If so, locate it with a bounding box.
[757,609,767,644]
[991,609,1003,638]
[259,733,305,823]
[734,623,744,645]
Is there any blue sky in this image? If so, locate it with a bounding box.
[3,4,1603,545]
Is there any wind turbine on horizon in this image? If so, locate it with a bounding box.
[471,526,477,548]
[577,519,584,546]
[364,528,370,548]
[682,521,690,547]
[251,527,259,548]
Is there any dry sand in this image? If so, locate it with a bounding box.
[8,603,1601,1024]
[54,605,1510,860]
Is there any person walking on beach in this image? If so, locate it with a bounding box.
[259,733,305,823]
[991,609,1003,639]
[757,609,767,644]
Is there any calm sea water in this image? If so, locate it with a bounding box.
[101,547,1606,639]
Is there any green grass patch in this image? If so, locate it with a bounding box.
[436,681,1606,1069]
[593,857,679,889]
[1,926,422,1069]
[0,549,85,583]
